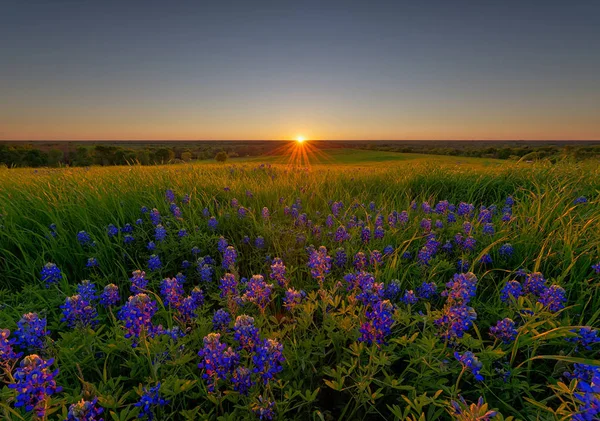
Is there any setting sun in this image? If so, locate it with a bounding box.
[296,136,305,143]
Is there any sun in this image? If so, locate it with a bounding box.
[296,136,305,143]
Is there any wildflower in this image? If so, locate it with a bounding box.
[269,258,288,287]
[592,262,600,274]
[77,280,97,302]
[457,259,470,272]
[222,246,238,270]
[61,295,98,328]
[217,236,228,253]
[252,396,275,421]
[334,226,350,242]
[66,397,104,421]
[370,250,383,266]
[358,300,394,345]
[402,251,412,259]
[383,245,394,256]
[442,272,478,305]
[107,224,118,237]
[462,236,476,251]
[208,217,218,230]
[447,212,457,223]
[483,223,495,235]
[134,383,168,421]
[123,234,135,244]
[130,270,148,293]
[401,290,418,305]
[154,225,167,242]
[86,257,99,268]
[242,275,273,313]
[479,253,493,265]
[383,280,402,301]
[255,236,265,248]
[9,355,62,418]
[178,295,200,322]
[197,333,238,392]
[232,366,253,395]
[212,309,231,331]
[435,304,477,340]
[455,351,484,381]
[538,284,566,312]
[417,281,437,299]
[118,294,158,346]
[574,196,588,204]
[160,277,184,309]
[149,208,161,225]
[353,252,368,271]
[308,246,332,283]
[499,243,513,258]
[14,313,49,350]
[418,235,440,266]
[283,288,304,311]
[523,272,547,296]
[77,230,92,246]
[220,273,238,298]
[253,339,285,384]
[420,218,432,232]
[198,262,214,282]
[449,396,497,421]
[490,318,518,343]
[100,284,119,307]
[147,241,156,251]
[566,327,600,351]
[40,262,63,287]
[360,227,371,243]
[233,315,260,351]
[262,207,270,219]
[0,329,22,361]
[457,202,474,217]
[191,286,204,307]
[148,254,162,271]
[500,280,523,303]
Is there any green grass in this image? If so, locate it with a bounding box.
[0,154,599,420]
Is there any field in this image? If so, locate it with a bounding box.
[0,150,599,420]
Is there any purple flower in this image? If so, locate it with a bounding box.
[0,329,22,361]
[232,366,254,395]
[107,224,118,237]
[334,226,350,243]
[400,290,418,305]
[523,272,547,296]
[490,318,518,343]
[455,351,484,381]
[242,275,273,313]
[269,258,288,287]
[358,300,394,345]
[500,280,523,303]
[86,257,99,268]
[198,333,238,393]
[592,262,600,274]
[220,273,238,298]
[208,217,218,231]
[308,246,332,284]
[100,284,119,307]
[253,339,285,384]
[77,230,92,246]
[262,207,270,219]
[148,254,162,271]
[538,284,566,312]
[434,304,477,340]
[66,397,104,421]
[118,294,158,346]
[283,288,304,311]
[479,253,492,265]
[383,280,401,301]
[61,295,98,328]
[567,327,600,351]
[442,272,478,305]
[14,313,49,350]
[8,355,62,418]
[252,396,275,421]
[353,252,368,271]
[255,236,265,249]
[154,225,167,242]
[417,281,437,299]
[134,383,168,421]
[129,270,148,293]
[370,250,383,266]
[574,196,588,204]
[233,315,260,351]
[77,280,97,302]
[40,262,63,287]
[160,277,184,309]
[212,309,231,331]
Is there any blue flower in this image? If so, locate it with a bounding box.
[14,313,49,350]
[40,262,62,287]
[253,339,285,385]
[455,351,484,381]
[538,284,566,312]
[148,254,162,271]
[77,230,93,246]
[212,309,231,331]
[197,333,239,392]
[567,327,600,351]
[154,225,167,242]
[67,397,104,421]
[100,284,119,307]
[417,281,437,299]
[490,318,518,343]
[77,280,97,302]
[500,280,523,303]
[499,243,514,258]
[222,246,238,270]
[86,257,99,268]
[130,270,148,293]
[134,383,168,420]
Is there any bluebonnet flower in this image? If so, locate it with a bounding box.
[182,194,190,205]
[238,206,248,218]
[76,280,97,302]
[14,313,49,350]
[208,217,218,231]
[457,259,470,272]
[134,383,168,420]
[417,281,437,299]
[331,201,343,217]
[358,300,394,345]
[308,246,332,284]
[592,262,600,274]
[231,198,239,208]
[283,288,304,311]
[325,214,335,228]
[124,234,135,244]
[160,277,184,309]
[490,318,518,343]
[40,262,62,287]
[447,212,457,223]
[482,223,495,235]
[107,224,118,237]
[523,272,547,296]
[141,206,149,214]
[462,236,476,251]
[455,351,484,381]
[198,333,238,392]
[130,270,148,293]
[148,254,162,271]
[463,222,473,234]
[434,220,444,229]
[401,290,418,305]
[420,218,432,233]
[220,273,238,298]
[421,202,431,213]
[165,189,175,203]
[242,275,273,313]
[212,309,231,331]
[233,315,260,351]
[479,253,492,265]
[435,200,450,214]
[331,247,346,268]
[154,225,167,242]
[334,226,350,242]
[60,295,98,329]
[501,213,511,222]
[449,396,496,421]
[383,280,402,301]
[66,397,104,421]
[0,329,22,361]
[538,284,566,312]
[255,236,265,248]
[178,295,200,322]
[353,252,368,271]
[252,396,275,421]
[191,246,201,256]
[457,203,474,217]
[566,327,600,351]
[370,250,383,266]
[217,236,228,253]
[191,286,204,307]
[442,272,478,305]
[149,209,161,226]
[253,339,285,384]
[203,207,210,217]
[261,207,270,219]
[499,243,514,258]
[176,229,187,238]
[81,255,96,268]
[360,227,371,243]
[500,280,523,302]
[417,235,440,266]
[269,258,288,287]
[383,245,394,256]
[398,210,409,225]
[402,251,412,260]
[100,284,119,307]
[77,230,92,246]
[198,262,214,283]
[181,260,190,269]
[232,366,253,395]
[222,246,237,270]
[435,305,477,340]
[9,354,62,418]
[121,223,133,233]
[118,294,158,346]
[374,226,385,239]
[574,196,588,204]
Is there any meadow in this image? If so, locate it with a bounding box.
[0,150,599,420]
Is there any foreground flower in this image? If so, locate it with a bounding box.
[307,246,332,284]
[0,329,22,361]
[134,383,168,421]
[567,327,600,351]
[40,262,63,287]
[358,300,394,346]
[197,333,238,392]
[489,318,518,344]
[14,313,49,350]
[9,354,62,418]
[253,338,285,384]
[100,284,119,307]
[242,275,273,313]
[233,315,260,351]
[61,295,98,329]
[252,396,275,420]
[118,294,157,347]
[538,284,566,312]
[449,396,497,421]
[66,397,104,421]
[455,351,484,381]
[269,258,288,287]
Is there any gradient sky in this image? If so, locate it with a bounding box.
[1,0,599,141]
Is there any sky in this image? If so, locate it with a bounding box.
[1,0,599,141]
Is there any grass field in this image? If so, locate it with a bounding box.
[0,152,599,420]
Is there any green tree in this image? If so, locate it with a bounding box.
[181,151,193,162]
[215,151,228,163]
[48,149,64,167]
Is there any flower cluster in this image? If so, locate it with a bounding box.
[14,313,49,350]
[489,318,518,343]
[61,294,98,328]
[134,383,168,421]
[358,300,394,345]
[100,284,119,307]
[40,262,62,287]
[307,246,332,284]
[269,258,288,287]
[66,397,104,421]
[455,351,484,381]
[242,275,273,313]
[118,294,158,346]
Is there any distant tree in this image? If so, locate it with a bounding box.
[48,149,64,167]
[23,149,49,167]
[154,148,175,164]
[181,151,192,162]
[136,149,150,165]
[73,147,93,166]
[215,151,228,163]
